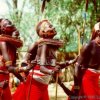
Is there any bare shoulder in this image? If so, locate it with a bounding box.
[80,43,88,54]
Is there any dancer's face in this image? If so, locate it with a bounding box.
[39,21,57,38]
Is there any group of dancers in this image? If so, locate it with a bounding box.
[0,18,100,100]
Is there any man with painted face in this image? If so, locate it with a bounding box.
[13,19,78,100]
[13,19,65,100]
[0,18,24,100]
[74,22,100,100]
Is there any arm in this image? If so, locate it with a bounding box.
[0,42,24,82]
[74,43,93,95]
[56,56,78,69]
[20,42,38,72]
[12,42,38,74]
[74,43,92,77]
[17,60,37,73]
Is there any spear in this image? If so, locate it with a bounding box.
[54,73,58,100]
[81,12,86,45]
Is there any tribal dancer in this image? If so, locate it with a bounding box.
[13,19,66,100]
[74,22,100,100]
[13,19,78,100]
[0,18,24,100]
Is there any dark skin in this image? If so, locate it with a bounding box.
[22,39,77,97]
[20,20,77,97]
[73,44,91,97]
[0,19,24,82]
[37,21,78,97]
[74,35,100,98]
[0,41,24,82]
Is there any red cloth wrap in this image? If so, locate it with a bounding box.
[0,66,9,81]
[0,86,12,100]
[13,65,50,100]
[78,69,100,100]
[0,66,11,100]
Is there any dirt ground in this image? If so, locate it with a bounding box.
[48,81,74,100]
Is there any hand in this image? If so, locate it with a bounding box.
[50,65,61,75]
[54,65,61,72]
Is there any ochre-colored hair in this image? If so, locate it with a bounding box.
[36,20,49,36]
[91,22,100,40]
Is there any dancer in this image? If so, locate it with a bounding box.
[74,22,100,100]
[0,18,24,100]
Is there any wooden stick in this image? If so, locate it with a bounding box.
[55,73,58,100]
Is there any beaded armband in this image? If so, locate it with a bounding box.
[5,61,12,66]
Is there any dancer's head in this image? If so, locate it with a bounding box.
[36,20,57,38]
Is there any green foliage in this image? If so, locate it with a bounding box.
[5,0,99,52]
